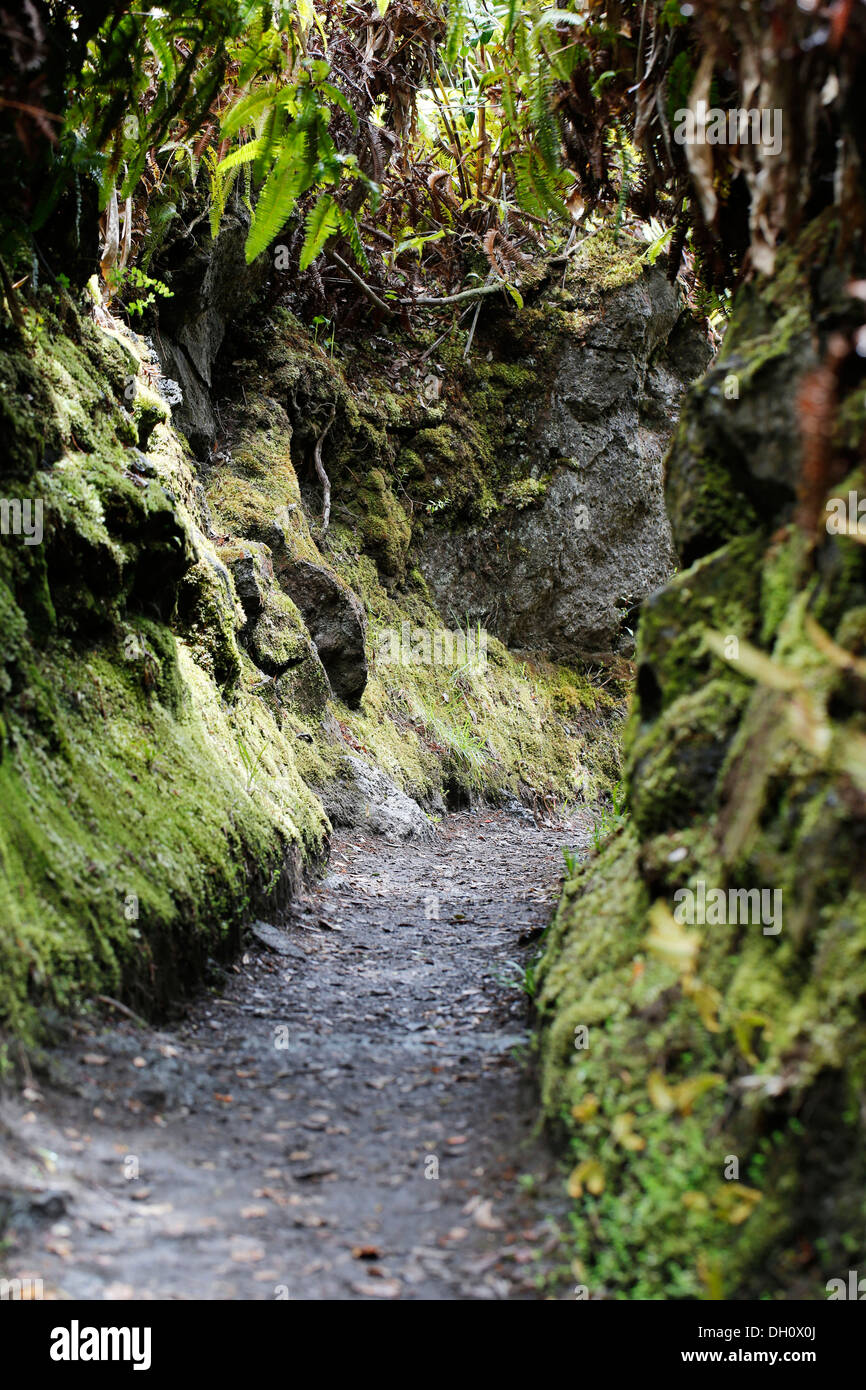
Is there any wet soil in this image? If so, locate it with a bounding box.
[0,809,591,1300]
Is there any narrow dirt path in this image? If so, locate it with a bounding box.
[1,809,589,1300]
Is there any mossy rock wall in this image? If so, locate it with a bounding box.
[535,212,866,1300]
[0,281,625,1044]
[0,308,331,1044]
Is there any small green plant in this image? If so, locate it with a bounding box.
[496,954,541,998]
[591,779,627,851]
[312,314,336,357]
[105,264,173,318]
[640,215,674,265]
[561,845,581,875]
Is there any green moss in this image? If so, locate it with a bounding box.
[396,422,497,521]
[501,476,548,509]
[322,537,623,807]
[627,535,763,736]
[760,528,809,645]
[0,307,328,1044]
[175,556,244,694]
[354,467,411,578]
[567,227,647,295]
[628,678,752,837]
[536,212,866,1300]
[128,378,169,448]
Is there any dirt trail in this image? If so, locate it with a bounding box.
[1,809,590,1300]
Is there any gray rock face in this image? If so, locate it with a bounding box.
[272,555,368,706]
[416,268,711,661]
[226,543,332,715]
[318,755,433,840]
[664,325,817,567]
[154,208,267,456]
[249,921,308,959]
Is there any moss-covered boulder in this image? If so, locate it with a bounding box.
[205,390,369,703]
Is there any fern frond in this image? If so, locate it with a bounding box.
[514,149,570,222]
[530,65,559,170]
[504,0,520,37]
[145,19,177,86]
[216,138,266,175]
[321,82,359,130]
[244,127,310,263]
[222,84,280,139]
[299,193,341,271]
[445,0,468,66]
[514,151,545,219]
[613,122,636,242]
[209,156,237,241]
[338,209,370,273]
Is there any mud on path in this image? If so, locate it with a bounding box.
[1,809,590,1300]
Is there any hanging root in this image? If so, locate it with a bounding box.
[0,255,26,333]
[314,403,337,532]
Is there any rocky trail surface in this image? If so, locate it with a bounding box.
[1,810,590,1300]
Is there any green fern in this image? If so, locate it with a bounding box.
[530,65,559,170]
[222,84,286,139]
[613,122,636,243]
[206,148,237,241]
[244,126,312,263]
[339,208,370,272]
[216,137,266,176]
[445,0,468,66]
[145,18,178,86]
[514,148,569,221]
[299,193,341,271]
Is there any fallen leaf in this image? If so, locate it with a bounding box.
[713,1182,762,1225]
[648,1069,675,1113]
[352,1279,401,1298]
[682,976,723,1033]
[611,1112,645,1152]
[473,1199,504,1231]
[566,1159,605,1199]
[645,900,701,976]
[571,1093,599,1123]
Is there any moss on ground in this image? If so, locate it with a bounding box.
[324,537,623,809]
